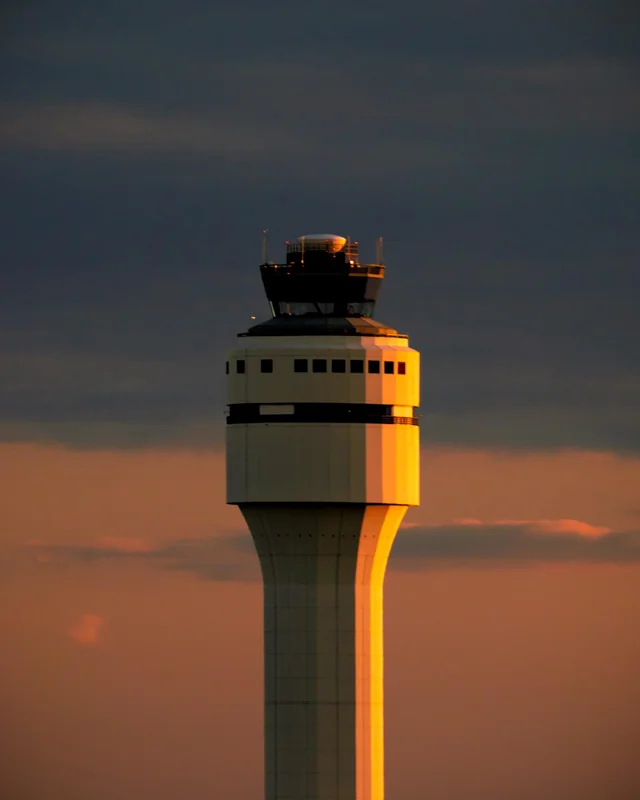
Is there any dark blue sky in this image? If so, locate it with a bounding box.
[1,0,638,449]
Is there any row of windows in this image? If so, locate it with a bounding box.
[226,358,407,375]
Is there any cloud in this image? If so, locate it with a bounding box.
[446,517,612,537]
[0,351,226,449]
[0,312,638,452]
[420,407,640,454]
[67,613,105,646]
[495,519,612,537]
[29,535,257,582]
[1,54,635,170]
[92,536,156,553]
[392,519,640,567]
[1,2,637,454]
[27,536,157,562]
[28,517,640,582]
[0,104,303,157]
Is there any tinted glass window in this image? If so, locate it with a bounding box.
[312,359,327,373]
[261,359,273,373]
[384,361,394,374]
[350,360,364,374]
[332,359,346,373]
[346,301,375,316]
[294,359,308,373]
[278,301,335,316]
[398,361,406,375]
[237,359,245,374]
[368,360,380,374]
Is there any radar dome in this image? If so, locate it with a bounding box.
[297,234,347,253]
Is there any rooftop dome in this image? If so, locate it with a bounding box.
[297,234,347,253]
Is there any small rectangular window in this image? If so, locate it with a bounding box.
[398,361,406,375]
[294,359,308,373]
[384,361,394,374]
[261,359,273,373]
[312,359,327,373]
[225,361,229,374]
[236,359,245,374]
[368,360,380,374]
[350,359,364,374]
[331,359,346,373]
[260,404,295,415]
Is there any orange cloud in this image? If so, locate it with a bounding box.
[500,519,612,537]
[67,613,105,646]
[426,518,611,537]
[393,518,639,566]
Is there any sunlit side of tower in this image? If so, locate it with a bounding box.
[226,233,420,800]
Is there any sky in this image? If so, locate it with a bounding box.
[1,1,639,798]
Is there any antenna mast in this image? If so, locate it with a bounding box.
[262,229,269,263]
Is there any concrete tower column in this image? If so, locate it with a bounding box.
[226,233,419,800]
[243,504,405,799]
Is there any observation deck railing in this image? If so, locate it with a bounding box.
[262,262,385,276]
[286,241,360,259]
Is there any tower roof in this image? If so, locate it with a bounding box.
[241,315,401,338]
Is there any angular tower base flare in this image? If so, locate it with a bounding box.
[241,504,407,800]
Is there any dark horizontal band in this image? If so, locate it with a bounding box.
[226,402,419,426]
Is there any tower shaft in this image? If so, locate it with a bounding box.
[242,504,406,800]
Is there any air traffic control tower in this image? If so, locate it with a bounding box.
[226,233,420,800]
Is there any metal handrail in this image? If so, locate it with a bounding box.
[261,263,385,275]
[286,242,360,257]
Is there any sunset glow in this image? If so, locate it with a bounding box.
[2,1,638,797]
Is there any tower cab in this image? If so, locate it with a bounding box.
[226,233,420,506]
